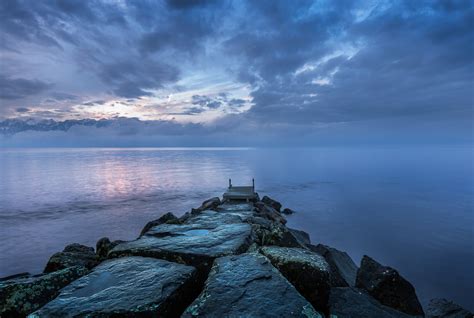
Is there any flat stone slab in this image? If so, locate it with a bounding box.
[29,257,198,317]
[182,253,322,317]
[260,246,331,313]
[109,216,253,267]
[217,202,255,212]
[329,287,413,318]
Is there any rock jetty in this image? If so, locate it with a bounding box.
[1,193,472,317]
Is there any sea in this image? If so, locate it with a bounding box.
[0,146,472,310]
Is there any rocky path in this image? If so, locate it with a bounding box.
[1,196,472,317]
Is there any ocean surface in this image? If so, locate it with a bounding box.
[0,147,472,310]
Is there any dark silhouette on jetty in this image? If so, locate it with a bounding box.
[1,181,471,317]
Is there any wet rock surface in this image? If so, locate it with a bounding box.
[139,212,179,237]
[356,255,424,316]
[182,253,322,318]
[329,287,414,318]
[426,298,473,318]
[289,228,311,245]
[30,257,198,317]
[283,207,296,214]
[109,212,253,268]
[44,243,99,273]
[260,246,331,313]
[261,195,282,212]
[309,244,358,287]
[96,237,125,259]
[0,266,88,317]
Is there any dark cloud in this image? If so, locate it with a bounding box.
[16,107,30,113]
[0,76,52,100]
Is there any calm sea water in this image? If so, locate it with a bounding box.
[0,147,472,310]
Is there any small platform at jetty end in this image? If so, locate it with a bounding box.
[223,179,259,202]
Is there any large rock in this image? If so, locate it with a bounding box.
[30,257,199,317]
[329,287,414,318]
[356,255,424,316]
[289,228,311,245]
[426,298,473,318]
[0,266,88,317]
[198,197,221,211]
[309,244,358,287]
[139,212,179,237]
[256,222,307,248]
[44,243,99,273]
[260,246,331,313]
[261,195,282,212]
[282,208,296,215]
[95,237,125,259]
[255,202,287,224]
[109,213,253,268]
[182,253,322,317]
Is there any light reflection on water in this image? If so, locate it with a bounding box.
[0,147,472,310]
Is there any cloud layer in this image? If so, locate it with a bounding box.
[0,0,472,145]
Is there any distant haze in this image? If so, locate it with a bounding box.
[0,0,473,146]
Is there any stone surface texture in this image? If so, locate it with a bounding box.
[356,255,424,316]
[29,257,198,317]
[309,243,358,287]
[44,243,99,273]
[260,246,331,313]
[182,253,322,318]
[0,266,88,317]
[426,298,473,318]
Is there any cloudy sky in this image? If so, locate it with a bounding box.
[0,0,472,146]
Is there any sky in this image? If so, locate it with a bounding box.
[0,0,473,146]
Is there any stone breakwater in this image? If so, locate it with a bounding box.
[1,195,472,317]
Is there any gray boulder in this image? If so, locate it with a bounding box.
[260,246,331,313]
[329,287,415,318]
[182,253,322,317]
[356,255,424,316]
[0,266,88,317]
[96,237,125,259]
[256,222,307,248]
[30,257,198,317]
[309,244,358,287]
[109,212,253,268]
[282,207,296,214]
[139,212,179,237]
[261,195,282,212]
[427,298,473,318]
[289,228,311,245]
[198,197,221,211]
[44,243,99,273]
[255,202,287,224]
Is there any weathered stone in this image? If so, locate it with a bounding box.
[0,272,30,281]
[260,246,331,313]
[257,222,307,248]
[29,257,198,317]
[283,207,296,214]
[44,243,99,273]
[426,298,473,318]
[0,266,88,317]
[329,287,414,318]
[96,237,125,259]
[356,255,424,316]
[139,212,178,237]
[261,195,282,212]
[198,197,221,211]
[109,215,253,268]
[289,228,311,245]
[255,201,287,224]
[217,202,255,212]
[182,253,322,317]
[309,244,358,287]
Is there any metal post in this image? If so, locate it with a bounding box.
[252,178,255,191]
[229,178,232,188]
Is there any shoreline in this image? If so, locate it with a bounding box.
[1,193,471,317]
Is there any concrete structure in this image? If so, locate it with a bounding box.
[223,178,259,202]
